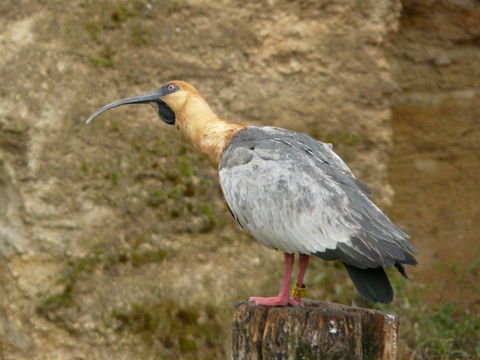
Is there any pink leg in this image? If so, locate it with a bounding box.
[297,255,309,286]
[292,255,310,304]
[249,253,302,306]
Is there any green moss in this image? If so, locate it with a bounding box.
[179,337,198,352]
[37,244,170,317]
[170,184,186,200]
[165,0,182,14]
[108,120,122,132]
[198,203,217,233]
[169,208,181,218]
[36,293,73,315]
[36,255,99,315]
[179,155,197,177]
[130,23,149,46]
[412,303,480,358]
[84,22,101,41]
[80,162,89,174]
[176,308,199,324]
[111,301,223,358]
[111,4,133,23]
[147,189,168,207]
[89,45,115,68]
[105,196,117,206]
[105,172,122,186]
[200,203,213,216]
[89,56,114,68]
[131,249,168,267]
[370,275,480,359]
[165,170,181,182]
[183,181,196,197]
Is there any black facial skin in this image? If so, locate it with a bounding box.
[160,83,180,96]
[156,83,180,125]
[157,99,176,125]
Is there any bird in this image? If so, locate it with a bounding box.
[86,80,417,305]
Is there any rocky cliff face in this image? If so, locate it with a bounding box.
[4,0,476,359]
[388,0,480,309]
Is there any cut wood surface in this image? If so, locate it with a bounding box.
[232,300,398,360]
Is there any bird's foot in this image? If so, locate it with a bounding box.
[248,296,304,307]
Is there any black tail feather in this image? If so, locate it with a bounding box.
[343,263,393,303]
[395,263,409,279]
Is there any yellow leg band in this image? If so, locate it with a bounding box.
[290,284,306,298]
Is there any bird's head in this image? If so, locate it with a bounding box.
[85,80,243,166]
[85,80,203,126]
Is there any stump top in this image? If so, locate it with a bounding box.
[237,299,398,318]
[232,300,399,360]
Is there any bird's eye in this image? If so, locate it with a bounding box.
[167,84,176,91]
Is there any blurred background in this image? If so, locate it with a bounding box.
[0,0,479,359]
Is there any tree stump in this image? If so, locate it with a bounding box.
[232,300,398,360]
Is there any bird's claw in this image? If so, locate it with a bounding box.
[248,296,304,307]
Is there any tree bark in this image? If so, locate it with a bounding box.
[232,300,398,360]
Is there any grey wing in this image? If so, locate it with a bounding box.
[260,127,372,195]
[219,126,416,268]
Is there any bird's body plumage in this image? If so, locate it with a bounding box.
[86,80,417,304]
[220,126,414,261]
[219,126,416,302]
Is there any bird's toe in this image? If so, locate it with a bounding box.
[248,296,304,307]
[288,297,304,307]
[248,296,288,306]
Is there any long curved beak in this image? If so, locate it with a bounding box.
[85,91,161,124]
